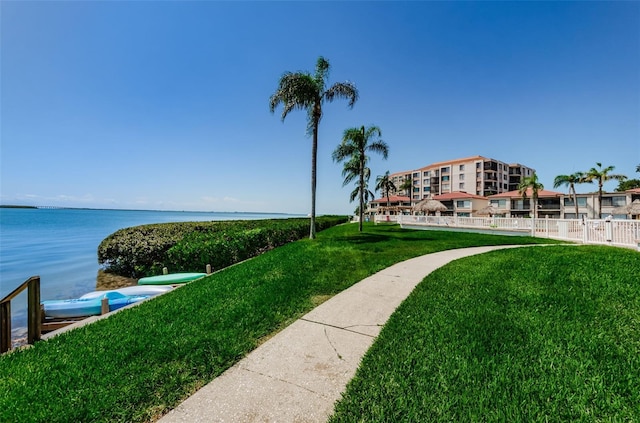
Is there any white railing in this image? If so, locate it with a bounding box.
[386,214,640,250]
[373,215,400,223]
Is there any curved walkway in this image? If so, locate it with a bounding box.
[160,245,521,423]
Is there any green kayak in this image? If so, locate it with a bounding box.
[138,272,207,285]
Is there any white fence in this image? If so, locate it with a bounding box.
[372,214,640,250]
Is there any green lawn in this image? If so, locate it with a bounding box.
[330,245,640,422]
[0,223,557,422]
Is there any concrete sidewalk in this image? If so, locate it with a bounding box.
[160,245,517,423]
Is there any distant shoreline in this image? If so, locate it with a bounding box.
[0,205,38,209]
[0,204,299,215]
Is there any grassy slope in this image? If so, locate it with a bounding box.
[330,245,640,422]
[0,224,557,422]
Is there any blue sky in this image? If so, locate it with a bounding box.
[2,1,638,214]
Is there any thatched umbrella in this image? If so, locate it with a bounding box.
[413,198,447,215]
[476,205,501,217]
[612,199,640,216]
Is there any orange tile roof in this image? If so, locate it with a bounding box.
[425,155,489,169]
[434,191,486,200]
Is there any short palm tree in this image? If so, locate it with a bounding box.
[270,56,358,239]
[345,162,375,210]
[398,177,413,202]
[332,125,389,232]
[553,171,586,218]
[585,163,627,218]
[518,173,544,219]
[375,171,396,209]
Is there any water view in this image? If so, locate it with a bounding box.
[0,207,302,338]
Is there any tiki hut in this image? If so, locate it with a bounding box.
[612,199,640,217]
[412,198,447,215]
[475,205,502,217]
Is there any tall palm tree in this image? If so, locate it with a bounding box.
[332,125,389,232]
[270,56,358,239]
[585,162,627,218]
[375,171,396,209]
[518,173,544,219]
[553,171,586,218]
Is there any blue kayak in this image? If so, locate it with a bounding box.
[42,291,149,319]
[138,272,207,285]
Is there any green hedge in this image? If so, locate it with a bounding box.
[98,216,348,278]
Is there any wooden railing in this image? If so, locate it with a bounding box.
[0,276,41,353]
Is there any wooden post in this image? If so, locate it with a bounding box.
[27,276,41,345]
[162,267,168,275]
[100,298,109,315]
[206,264,212,274]
[0,301,10,353]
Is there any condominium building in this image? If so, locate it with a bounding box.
[368,188,640,219]
[388,156,536,202]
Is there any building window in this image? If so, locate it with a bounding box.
[456,200,470,208]
[601,196,626,207]
[564,197,587,207]
[442,184,450,191]
[442,167,450,173]
[442,175,450,182]
[423,171,430,177]
[459,164,465,171]
[413,172,419,178]
[490,199,507,208]
[459,174,465,180]
[459,183,465,190]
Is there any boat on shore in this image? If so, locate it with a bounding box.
[42,292,149,319]
[137,272,207,285]
[80,285,174,299]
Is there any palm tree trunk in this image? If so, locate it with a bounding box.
[598,181,603,218]
[358,175,364,232]
[310,122,318,239]
[571,185,578,218]
[358,138,365,232]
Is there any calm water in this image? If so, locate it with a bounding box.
[0,208,302,338]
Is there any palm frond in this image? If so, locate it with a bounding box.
[367,140,389,160]
[349,186,359,203]
[314,56,330,92]
[332,142,357,163]
[324,82,359,108]
[269,73,319,122]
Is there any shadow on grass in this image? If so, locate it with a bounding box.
[323,229,440,245]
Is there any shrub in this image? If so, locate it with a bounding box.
[98,216,347,278]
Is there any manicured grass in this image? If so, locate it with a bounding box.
[0,223,557,422]
[330,245,640,422]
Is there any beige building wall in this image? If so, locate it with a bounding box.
[388,156,535,202]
